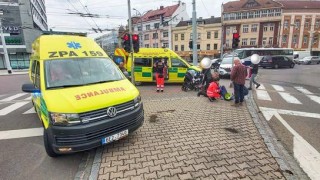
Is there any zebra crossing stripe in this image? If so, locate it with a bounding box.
[295,87,320,105]
[0,102,29,116]
[278,92,302,104]
[258,84,266,90]
[0,93,28,102]
[24,96,32,101]
[0,128,43,140]
[272,85,285,92]
[295,86,313,95]
[256,90,271,101]
[23,107,36,114]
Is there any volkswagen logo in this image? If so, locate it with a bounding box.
[106,107,117,117]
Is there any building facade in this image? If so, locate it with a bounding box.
[0,0,47,69]
[278,1,320,56]
[172,17,222,61]
[95,30,119,57]
[222,0,283,51]
[132,2,189,49]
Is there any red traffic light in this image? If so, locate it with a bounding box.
[123,34,129,41]
[233,33,240,39]
[132,34,139,41]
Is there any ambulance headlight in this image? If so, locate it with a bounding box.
[50,113,81,125]
[134,95,142,108]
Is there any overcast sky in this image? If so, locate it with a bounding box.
[46,0,229,38]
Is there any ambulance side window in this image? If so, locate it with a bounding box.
[171,58,188,68]
[134,58,152,67]
[34,61,41,89]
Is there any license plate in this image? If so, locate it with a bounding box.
[101,129,128,145]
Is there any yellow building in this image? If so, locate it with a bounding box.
[171,17,222,61]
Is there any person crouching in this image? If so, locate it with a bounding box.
[207,72,221,102]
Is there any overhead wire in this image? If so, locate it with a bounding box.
[76,0,102,31]
[66,0,95,30]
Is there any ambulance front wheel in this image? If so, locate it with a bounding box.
[134,82,142,86]
[44,129,59,157]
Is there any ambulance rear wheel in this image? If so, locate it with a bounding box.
[134,82,142,86]
[44,129,59,157]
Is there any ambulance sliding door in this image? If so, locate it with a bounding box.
[169,58,188,82]
[134,57,153,82]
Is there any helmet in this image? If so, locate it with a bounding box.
[224,92,233,101]
[200,57,211,69]
[251,54,260,64]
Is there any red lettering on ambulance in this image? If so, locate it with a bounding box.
[81,94,87,98]
[75,95,81,100]
[94,91,100,96]
[87,92,94,97]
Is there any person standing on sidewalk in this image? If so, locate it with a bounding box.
[154,59,166,92]
[248,64,260,90]
[230,59,247,106]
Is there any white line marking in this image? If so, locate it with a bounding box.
[295,87,320,104]
[272,85,285,92]
[0,102,29,116]
[0,93,28,102]
[24,96,32,100]
[0,128,43,140]
[23,108,36,114]
[258,84,266,90]
[260,107,320,180]
[295,86,313,95]
[256,90,271,101]
[278,92,302,104]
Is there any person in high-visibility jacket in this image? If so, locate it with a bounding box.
[154,59,167,92]
[206,72,221,102]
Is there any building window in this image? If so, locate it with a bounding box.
[214,31,218,39]
[144,34,149,40]
[242,12,248,19]
[254,11,260,18]
[295,20,300,29]
[175,34,178,41]
[261,10,268,17]
[145,44,149,48]
[137,26,142,31]
[207,32,211,39]
[153,33,158,39]
[214,44,218,50]
[163,43,168,48]
[303,35,308,44]
[243,25,249,33]
[242,38,248,46]
[181,33,185,40]
[275,9,281,16]
[268,9,274,17]
[230,13,235,20]
[268,37,273,45]
[163,31,168,38]
[206,44,210,50]
[262,38,267,46]
[263,25,268,32]
[282,35,287,44]
[146,25,150,30]
[226,27,230,35]
[181,45,184,51]
[250,38,256,45]
[316,20,320,28]
[293,35,297,44]
[251,24,258,32]
[270,24,274,31]
[236,13,241,20]
[305,21,310,28]
[197,44,200,50]
[153,43,158,48]
[198,33,201,40]
[249,12,254,19]
[174,45,178,51]
[154,23,160,29]
[284,20,289,29]
[190,33,193,39]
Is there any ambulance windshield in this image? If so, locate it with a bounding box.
[45,57,124,89]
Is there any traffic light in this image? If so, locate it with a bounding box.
[189,40,193,49]
[132,34,140,53]
[122,33,131,52]
[232,33,240,49]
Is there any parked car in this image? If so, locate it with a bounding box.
[218,57,240,78]
[260,56,295,69]
[210,58,222,69]
[298,56,320,65]
[293,51,311,64]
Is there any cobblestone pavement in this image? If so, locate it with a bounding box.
[97,82,285,180]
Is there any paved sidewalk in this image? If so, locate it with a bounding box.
[0,69,28,76]
[96,81,285,180]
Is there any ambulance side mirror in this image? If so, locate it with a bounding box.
[22,83,40,93]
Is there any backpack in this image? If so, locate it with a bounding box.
[220,85,234,101]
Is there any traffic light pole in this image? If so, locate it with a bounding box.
[127,0,135,84]
[192,0,197,66]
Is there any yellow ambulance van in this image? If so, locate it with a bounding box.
[113,48,200,84]
[22,32,144,157]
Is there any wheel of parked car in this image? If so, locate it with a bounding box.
[274,64,279,69]
[290,63,295,68]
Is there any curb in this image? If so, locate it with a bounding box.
[246,91,309,180]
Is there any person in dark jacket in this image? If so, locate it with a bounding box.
[230,59,247,107]
[197,67,212,97]
[154,59,166,92]
[248,64,260,90]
